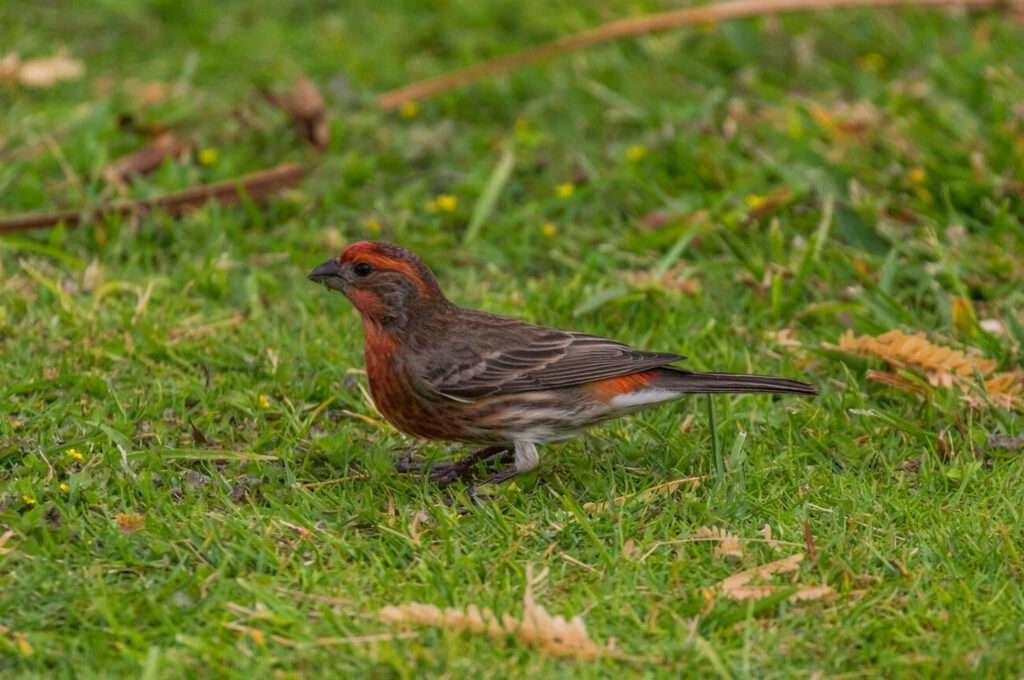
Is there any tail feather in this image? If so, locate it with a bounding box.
[657,368,817,396]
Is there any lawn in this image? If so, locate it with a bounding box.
[2,0,1023,676]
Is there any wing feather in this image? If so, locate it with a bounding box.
[423,319,684,400]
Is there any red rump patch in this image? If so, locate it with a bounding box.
[586,371,656,402]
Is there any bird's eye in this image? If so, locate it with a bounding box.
[353,262,373,277]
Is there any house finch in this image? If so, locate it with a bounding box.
[309,241,816,488]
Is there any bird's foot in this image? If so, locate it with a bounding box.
[394,445,512,488]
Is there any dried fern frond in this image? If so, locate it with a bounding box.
[378,566,616,660]
[694,526,744,561]
[716,553,834,603]
[965,371,1024,411]
[582,476,703,513]
[832,330,1021,410]
[836,330,994,386]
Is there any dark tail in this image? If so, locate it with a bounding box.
[657,368,817,396]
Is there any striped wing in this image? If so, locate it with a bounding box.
[424,321,684,400]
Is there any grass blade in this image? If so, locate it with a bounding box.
[464,146,515,244]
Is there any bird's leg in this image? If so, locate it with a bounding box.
[469,441,539,494]
[396,445,511,486]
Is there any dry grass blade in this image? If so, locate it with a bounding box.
[866,370,931,398]
[0,163,304,234]
[377,0,1004,109]
[378,565,618,660]
[0,529,16,554]
[103,132,191,185]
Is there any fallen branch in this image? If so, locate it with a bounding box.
[0,163,304,234]
[377,0,1008,109]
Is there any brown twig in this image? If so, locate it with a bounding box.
[0,163,304,234]
[378,0,1006,109]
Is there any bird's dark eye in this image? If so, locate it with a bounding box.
[353,262,373,277]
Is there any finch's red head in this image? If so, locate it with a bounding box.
[308,241,447,326]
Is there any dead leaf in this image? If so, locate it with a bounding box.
[987,432,1024,451]
[114,513,145,533]
[832,329,1021,410]
[808,100,880,141]
[950,296,978,336]
[834,329,994,386]
[582,476,703,513]
[765,328,801,348]
[966,371,1024,411]
[758,524,782,551]
[621,267,701,296]
[266,77,328,150]
[716,552,834,603]
[0,50,84,88]
[694,526,744,562]
[103,132,190,185]
[0,529,15,555]
[379,565,620,660]
[745,188,793,221]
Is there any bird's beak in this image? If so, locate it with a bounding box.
[308,259,347,292]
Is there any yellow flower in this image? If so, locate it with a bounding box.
[60,482,70,493]
[435,194,457,212]
[859,52,885,73]
[556,182,575,198]
[399,101,419,119]
[745,194,767,210]
[198,147,219,166]
[14,633,32,657]
[67,448,84,462]
[364,217,382,234]
[22,494,36,506]
[907,167,927,185]
[626,145,647,162]
[10,418,23,430]
[258,394,271,409]
[542,222,557,239]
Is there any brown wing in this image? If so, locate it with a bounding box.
[419,312,684,400]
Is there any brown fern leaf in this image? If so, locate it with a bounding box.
[378,566,617,660]
[836,330,995,386]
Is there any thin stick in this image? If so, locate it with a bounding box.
[377,0,1005,109]
[0,163,304,234]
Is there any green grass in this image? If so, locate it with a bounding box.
[2,0,1023,676]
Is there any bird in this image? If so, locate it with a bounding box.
[309,241,816,489]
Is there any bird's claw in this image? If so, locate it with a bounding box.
[394,453,426,474]
[394,456,473,487]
